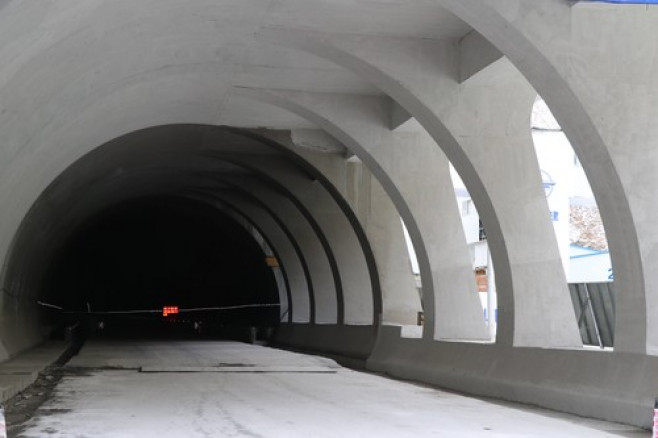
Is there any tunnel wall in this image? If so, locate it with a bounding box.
[0,125,385,364]
[1,1,658,429]
[367,326,658,429]
[274,323,377,367]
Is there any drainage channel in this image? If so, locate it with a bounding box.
[3,342,85,438]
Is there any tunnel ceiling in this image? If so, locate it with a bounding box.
[0,1,479,346]
[6,125,331,298]
[0,2,474,309]
[3,122,382,336]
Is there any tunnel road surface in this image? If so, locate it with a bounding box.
[14,341,644,437]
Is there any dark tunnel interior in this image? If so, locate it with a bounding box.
[40,196,280,340]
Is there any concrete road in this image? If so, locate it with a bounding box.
[15,341,644,437]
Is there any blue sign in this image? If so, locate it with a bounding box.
[550,211,559,221]
[541,170,556,198]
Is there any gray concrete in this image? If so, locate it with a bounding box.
[1,0,658,430]
[16,341,644,437]
[0,342,67,402]
[272,132,421,326]
[236,88,488,342]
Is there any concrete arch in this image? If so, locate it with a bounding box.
[2,1,658,429]
[193,168,340,325]
[436,0,647,354]
[232,88,488,342]
[155,193,294,323]
[184,128,379,326]
[211,155,378,326]
[257,28,580,348]
[186,192,301,324]
[226,128,383,327]
[1,121,381,350]
[194,191,313,325]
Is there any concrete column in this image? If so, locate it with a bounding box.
[235,88,488,341]
[275,133,421,326]
[446,60,579,347]
[257,28,581,347]
[438,0,657,354]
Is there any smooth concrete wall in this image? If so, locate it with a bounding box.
[273,323,377,366]
[367,325,658,429]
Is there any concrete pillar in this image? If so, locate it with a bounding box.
[438,0,657,354]
[275,132,421,326]
[363,169,422,326]
[235,88,488,341]
[257,28,581,347]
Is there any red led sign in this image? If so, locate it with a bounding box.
[162,306,179,317]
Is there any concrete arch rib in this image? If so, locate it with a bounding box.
[225,128,383,328]
[164,193,292,323]
[232,88,489,342]
[190,160,339,325]
[188,185,317,325]
[437,0,646,354]
[184,192,300,324]
[218,177,343,324]
[252,129,417,327]
[214,155,376,326]
[256,28,582,348]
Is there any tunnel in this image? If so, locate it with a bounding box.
[1,1,658,431]
[42,195,281,337]
[2,124,379,349]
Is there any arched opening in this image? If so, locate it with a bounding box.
[449,164,496,341]
[0,124,379,355]
[532,96,614,349]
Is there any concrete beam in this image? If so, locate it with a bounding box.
[437,0,651,355]
[389,100,414,131]
[263,131,421,326]
[215,153,376,326]
[459,30,504,83]
[233,87,488,342]
[256,28,580,348]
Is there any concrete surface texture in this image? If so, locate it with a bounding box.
[1,0,658,430]
[0,342,67,402]
[15,342,645,438]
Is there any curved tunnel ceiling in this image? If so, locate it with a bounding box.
[0,1,475,347]
[4,124,380,334]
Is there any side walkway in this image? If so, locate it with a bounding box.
[0,341,68,401]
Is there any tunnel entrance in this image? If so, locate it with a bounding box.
[41,196,280,341]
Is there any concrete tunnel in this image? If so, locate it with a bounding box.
[4,125,381,346]
[1,0,658,430]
